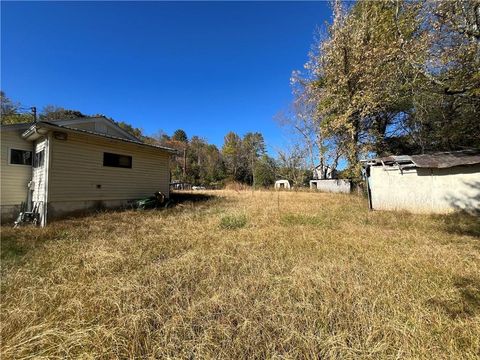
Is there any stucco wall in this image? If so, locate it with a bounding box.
[368,165,480,214]
[47,199,133,220]
[310,179,351,194]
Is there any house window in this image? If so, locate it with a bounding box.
[103,152,132,168]
[33,150,45,168]
[10,149,32,165]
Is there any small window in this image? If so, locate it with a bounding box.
[103,152,132,168]
[33,150,45,168]
[10,149,32,165]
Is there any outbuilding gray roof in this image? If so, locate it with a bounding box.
[363,149,480,169]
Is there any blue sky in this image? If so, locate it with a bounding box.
[1,1,331,153]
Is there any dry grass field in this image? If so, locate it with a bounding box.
[1,190,479,359]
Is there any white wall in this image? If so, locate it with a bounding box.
[310,179,351,194]
[274,180,291,190]
[368,165,480,214]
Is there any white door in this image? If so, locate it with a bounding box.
[32,140,48,225]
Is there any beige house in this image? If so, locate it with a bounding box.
[362,150,480,214]
[1,117,175,225]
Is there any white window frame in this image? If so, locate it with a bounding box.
[33,148,46,169]
[102,152,133,169]
[8,147,33,167]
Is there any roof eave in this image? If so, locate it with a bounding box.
[21,123,50,141]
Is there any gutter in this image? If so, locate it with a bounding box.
[22,124,49,140]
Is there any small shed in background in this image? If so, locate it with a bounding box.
[309,164,351,193]
[310,179,351,193]
[274,180,291,190]
[362,150,480,214]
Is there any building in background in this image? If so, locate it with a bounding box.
[312,164,337,180]
[309,164,351,194]
[362,150,480,214]
[274,180,291,190]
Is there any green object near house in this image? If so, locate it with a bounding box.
[134,192,166,210]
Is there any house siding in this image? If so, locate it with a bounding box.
[368,165,480,214]
[0,130,33,221]
[47,132,170,217]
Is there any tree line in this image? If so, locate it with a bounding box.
[152,129,308,187]
[1,91,310,187]
[3,0,477,185]
[285,0,479,179]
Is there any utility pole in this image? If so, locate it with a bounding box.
[31,107,37,122]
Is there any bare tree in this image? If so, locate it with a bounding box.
[275,144,309,187]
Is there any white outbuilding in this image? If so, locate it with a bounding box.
[309,163,351,193]
[274,180,291,190]
[309,179,351,193]
[362,150,480,214]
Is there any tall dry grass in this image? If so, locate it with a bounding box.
[1,190,479,359]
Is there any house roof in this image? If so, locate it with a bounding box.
[21,121,178,154]
[52,117,141,141]
[2,117,140,141]
[362,150,480,169]
[0,122,33,131]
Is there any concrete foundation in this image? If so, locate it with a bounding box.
[1,198,152,225]
[1,204,22,224]
[46,199,137,220]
